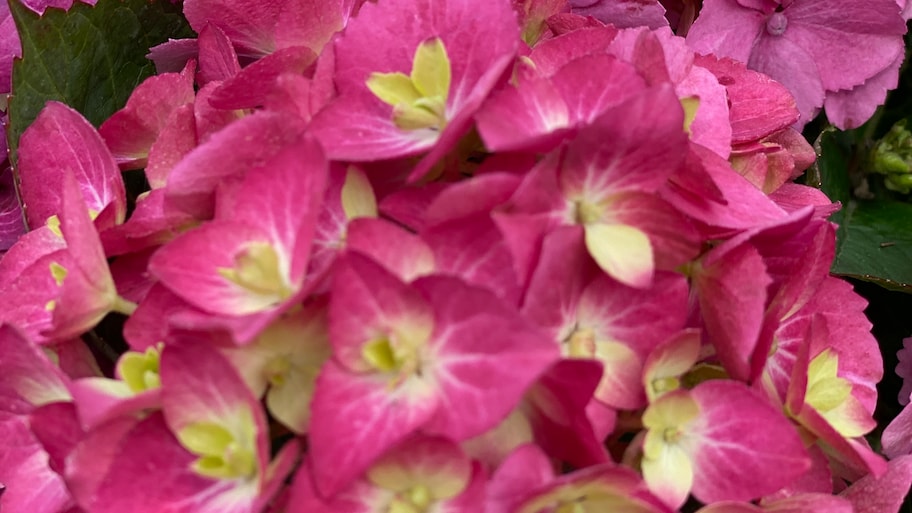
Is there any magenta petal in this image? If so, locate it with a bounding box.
[308,361,438,496]
[695,54,798,143]
[0,164,26,251]
[183,0,284,57]
[225,134,328,282]
[694,242,770,381]
[149,221,275,315]
[527,359,611,467]
[210,46,318,110]
[685,0,764,62]
[0,324,70,414]
[840,455,912,513]
[747,35,824,126]
[0,412,72,513]
[17,102,125,230]
[415,276,560,440]
[164,111,307,218]
[98,63,196,170]
[569,0,668,29]
[197,23,241,86]
[689,381,810,503]
[28,401,82,476]
[824,52,902,129]
[421,216,522,304]
[160,341,266,456]
[882,402,912,458]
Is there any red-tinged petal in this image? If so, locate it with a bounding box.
[210,46,317,110]
[0,412,72,513]
[198,23,241,86]
[69,378,161,431]
[28,401,82,476]
[0,225,64,292]
[763,493,854,513]
[47,338,102,380]
[422,215,522,304]
[0,164,25,251]
[85,413,260,513]
[526,359,611,467]
[695,54,798,143]
[160,343,267,461]
[476,63,572,153]
[100,189,199,257]
[164,111,307,218]
[329,251,435,371]
[18,102,125,230]
[561,84,687,195]
[824,52,902,129]
[570,0,668,29]
[747,35,824,126]
[493,211,556,292]
[693,242,771,381]
[0,325,71,413]
[65,415,141,510]
[663,145,787,236]
[99,63,196,170]
[146,104,199,189]
[487,444,556,513]
[783,0,905,93]
[308,361,439,496]
[529,25,619,74]
[147,39,198,74]
[287,463,387,513]
[882,402,912,458]
[685,0,764,63]
[689,381,811,503]
[414,276,560,440]
[795,405,887,478]
[149,221,291,315]
[226,134,328,282]
[677,64,732,159]
[522,226,598,339]
[122,284,191,350]
[272,0,353,53]
[424,172,522,226]
[347,218,435,282]
[182,0,283,57]
[312,0,518,165]
[840,455,912,513]
[0,253,66,342]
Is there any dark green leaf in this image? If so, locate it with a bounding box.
[5,0,193,165]
[831,199,912,292]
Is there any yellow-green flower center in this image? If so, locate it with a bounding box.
[118,345,163,393]
[218,242,292,301]
[367,37,452,132]
[177,419,257,481]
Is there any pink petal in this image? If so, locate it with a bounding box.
[690,381,811,503]
[17,102,125,230]
[163,111,307,218]
[98,62,196,170]
[197,23,240,86]
[415,276,560,440]
[840,455,912,513]
[308,361,439,495]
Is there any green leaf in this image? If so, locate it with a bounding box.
[5,0,193,165]
[813,130,912,292]
[831,200,912,293]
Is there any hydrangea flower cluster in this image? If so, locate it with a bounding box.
[2,0,912,512]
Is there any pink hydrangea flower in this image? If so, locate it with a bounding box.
[686,0,907,129]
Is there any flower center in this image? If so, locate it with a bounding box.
[218,242,292,302]
[766,12,788,36]
[177,420,257,481]
[118,345,163,393]
[367,37,452,132]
